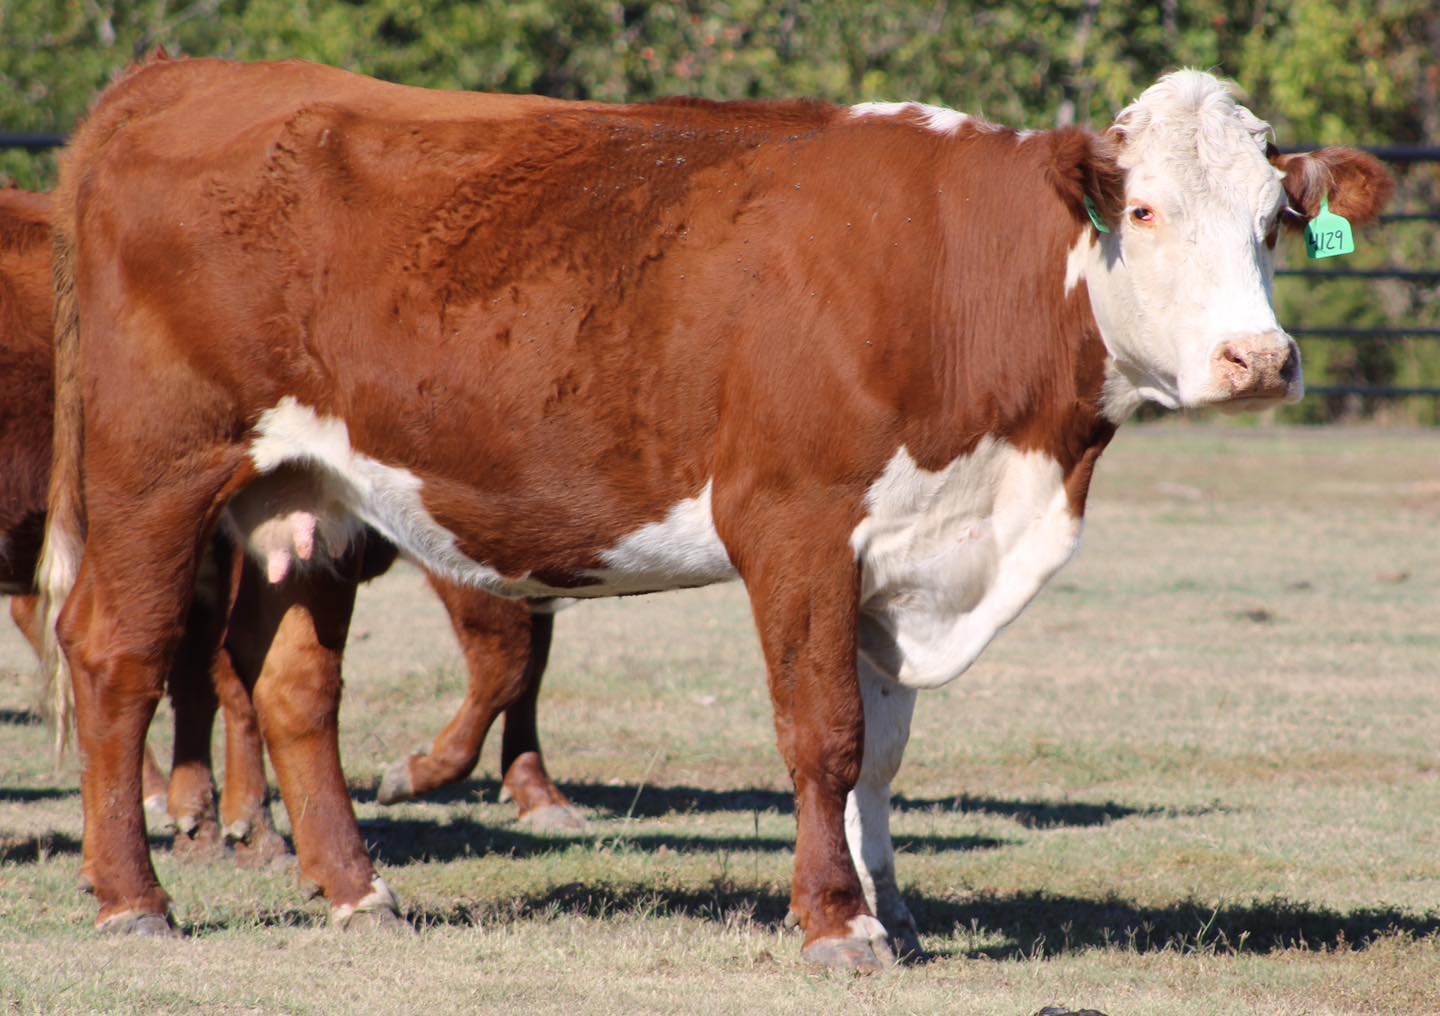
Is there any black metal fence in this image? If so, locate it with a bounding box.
[5,132,1437,405]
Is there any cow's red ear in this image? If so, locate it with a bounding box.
[1046,127,1125,231]
[1270,147,1393,226]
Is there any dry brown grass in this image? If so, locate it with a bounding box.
[2,423,1439,1014]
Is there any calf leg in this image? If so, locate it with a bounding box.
[10,594,40,654]
[141,745,171,832]
[378,582,582,830]
[165,583,227,860]
[740,533,890,971]
[213,649,289,867]
[846,643,921,958]
[228,552,400,928]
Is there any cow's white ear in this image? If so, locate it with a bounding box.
[1270,147,1393,226]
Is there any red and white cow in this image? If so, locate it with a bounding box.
[42,61,1390,967]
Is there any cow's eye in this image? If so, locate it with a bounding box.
[1130,205,1156,225]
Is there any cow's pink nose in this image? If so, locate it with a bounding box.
[1213,332,1299,399]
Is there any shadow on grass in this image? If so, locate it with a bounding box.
[404,880,1440,959]
[360,778,1207,830]
[360,815,1009,866]
[912,890,1440,959]
[0,830,81,862]
[0,785,78,803]
[892,794,1225,829]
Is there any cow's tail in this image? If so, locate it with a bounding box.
[36,218,85,757]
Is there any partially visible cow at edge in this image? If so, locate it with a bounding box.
[41,60,1391,968]
[2,186,192,835]
[1,188,580,868]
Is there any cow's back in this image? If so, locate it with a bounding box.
[58,58,877,590]
[0,188,54,593]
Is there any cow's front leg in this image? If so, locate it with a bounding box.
[846,643,921,958]
[742,541,892,971]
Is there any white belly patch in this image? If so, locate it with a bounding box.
[243,397,734,597]
[850,437,1081,689]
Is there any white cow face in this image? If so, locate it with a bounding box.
[1081,71,1391,416]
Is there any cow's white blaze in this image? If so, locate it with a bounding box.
[850,437,1080,691]
[1074,70,1300,413]
[245,397,733,596]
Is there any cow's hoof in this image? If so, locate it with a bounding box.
[886,917,925,963]
[144,794,175,835]
[376,756,417,806]
[518,803,589,833]
[98,910,179,938]
[232,826,294,871]
[330,876,407,933]
[336,906,411,934]
[802,916,896,973]
[171,817,226,864]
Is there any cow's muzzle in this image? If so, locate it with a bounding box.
[1211,331,1302,404]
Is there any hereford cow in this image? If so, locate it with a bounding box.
[42,61,1390,968]
[1,188,577,865]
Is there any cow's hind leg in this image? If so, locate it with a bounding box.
[60,464,242,935]
[739,527,891,972]
[378,582,583,831]
[495,610,585,831]
[228,552,402,930]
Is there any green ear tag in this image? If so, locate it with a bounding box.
[1084,195,1110,234]
[1305,197,1354,259]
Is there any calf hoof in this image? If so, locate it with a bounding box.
[376,755,418,806]
[330,877,407,933]
[231,825,294,871]
[144,794,175,835]
[98,910,179,939]
[171,817,226,864]
[518,803,589,833]
[801,916,896,974]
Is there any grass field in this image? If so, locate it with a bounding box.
[2,423,1439,1015]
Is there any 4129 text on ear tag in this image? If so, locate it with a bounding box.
[1305,197,1355,260]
